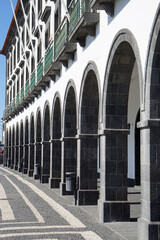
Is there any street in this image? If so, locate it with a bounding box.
[0,166,124,240]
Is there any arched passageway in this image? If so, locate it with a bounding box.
[24,118,29,174]
[61,86,77,194]
[138,11,160,239]
[50,97,61,188]
[100,36,141,222]
[19,121,24,172]
[78,68,99,205]
[8,128,11,167]
[35,110,42,180]
[11,126,15,168]
[15,124,19,170]
[29,115,34,177]
[42,104,50,183]
[6,129,9,166]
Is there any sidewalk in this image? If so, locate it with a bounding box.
[3,166,139,240]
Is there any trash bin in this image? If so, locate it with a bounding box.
[34,163,40,176]
[7,158,10,167]
[66,172,76,192]
[18,160,22,171]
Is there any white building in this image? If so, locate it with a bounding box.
[1,0,160,239]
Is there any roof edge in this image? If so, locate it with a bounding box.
[0,0,20,55]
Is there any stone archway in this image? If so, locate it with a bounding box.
[8,128,11,167]
[60,83,77,195]
[138,7,160,239]
[24,118,29,174]
[35,110,42,180]
[15,124,19,170]
[20,121,24,172]
[42,104,51,183]
[78,64,100,205]
[11,126,15,169]
[50,95,61,188]
[100,30,142,223]
[29,115,35,177]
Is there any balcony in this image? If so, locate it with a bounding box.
[37,59,44,83]
[68,0,99,47]
[54,17,76,67]
[44,41,61,77]
[25,80,30,101]
[90,0,115,16]
[30,71,36,92]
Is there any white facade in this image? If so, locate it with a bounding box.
[2,1,160,239]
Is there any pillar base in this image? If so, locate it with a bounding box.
[14,165,18,170]
[60,182,74,195]
[41,174,50,183]
[23,168,28,174]
[49,178,61,188]
[10,164,14,169]
[28,170,34,177]
[77,190,99,205]
[34,174,40,180]
[138,218,160,240]
[98,200,130,222]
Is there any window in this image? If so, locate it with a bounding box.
[17,75,19,94]
[31,56,35,73]
[32,7,35,31]
[21,71,24,88]
[38,0,42,16]
[14,47,16,68]
[54,1,61,32]
[17,40,20,62]
[67,0,72,8]
[13,84,15,99]
[37,41,41,63]
[45,22,50,49]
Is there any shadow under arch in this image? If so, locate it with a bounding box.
[100,29,143,222]
[60,80,78,195]
[29,113,35,177]
[49,92,62,188]
[77,61,101,205]
[41,100,51,183]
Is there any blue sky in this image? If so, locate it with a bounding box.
[0,0,17,141]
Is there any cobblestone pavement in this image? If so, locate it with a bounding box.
[0,166,137,240]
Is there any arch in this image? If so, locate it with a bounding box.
[78,62,100,205]
[138,5,160,239]
[50,92,62,188]
[61,80,77,192]
[20,120,24,172]
[29,113,35,177]
[100,29,142,222]
[102,29,143,125]
[79,61,101,131]
[62,80,78,134]
[24,117,29,174]
[8,127,11,167]
[11,125,15,168]
[15,123,19,169]
[35,107,42,180]
[41,101,51,183]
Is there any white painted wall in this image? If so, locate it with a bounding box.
[5,0,160,140]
